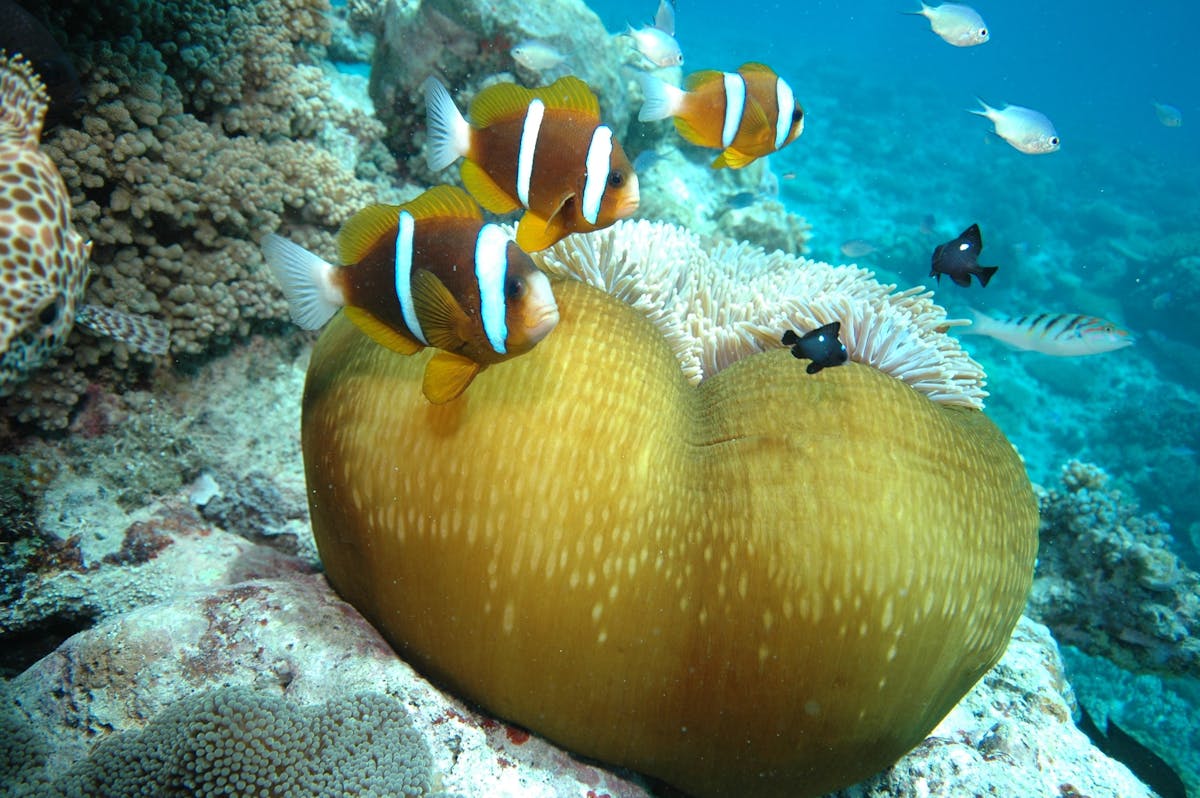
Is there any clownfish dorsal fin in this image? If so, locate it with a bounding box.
[739,62,777,78]
[411,268,473,352]
[531,76,600,117]
[338,204,401,265]
[684,69,724,93]
[423,352,484,404]
[400,185,483,221]
[469,82,539,127]
[516,195,573,252]
[470,77,600,128]
[342,306,423,354]
[461,160,522,214]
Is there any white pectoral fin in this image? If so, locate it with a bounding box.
[261,233,342,330]
[423,76,472,171]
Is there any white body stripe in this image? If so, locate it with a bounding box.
[774,77,795,150]
[517,99,545,208]
[475,224,510,354]
[721,72,746,148]
[394,211,428,346]
[582,125,614,225]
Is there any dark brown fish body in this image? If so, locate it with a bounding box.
[930,223,998,287]
[337,214,498,350]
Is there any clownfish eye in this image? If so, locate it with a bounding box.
[792,107,804,123]
[505,275,527,301]
[608,169,625,188]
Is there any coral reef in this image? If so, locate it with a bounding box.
[0,0,394,431]
[2,575,652,797]
[1028,460,1200,674]
[0,318,1160,798]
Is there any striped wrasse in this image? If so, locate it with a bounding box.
[963,309,1133,356]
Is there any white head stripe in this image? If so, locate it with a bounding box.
[582,125,613,226]
[475,224,510,354]
[721,73,746,149]
[517,99,545,208]
[394,211,428,346]
[774,77,795,150]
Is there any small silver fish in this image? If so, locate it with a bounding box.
[963,310,1133,356]
[1152,101,1182,128]
[0,53,168,396]
[625,0,683,68]
[970,99,1060,155]
[839,239,878,259]
[510,40,566,73]
[906,2,989,47]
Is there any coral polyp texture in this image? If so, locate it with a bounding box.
[2,685,433,798]
[301,228,1039,797]
[1,0,389,430]
[1028,459,1200,674]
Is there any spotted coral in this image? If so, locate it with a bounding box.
[33,688,434,797]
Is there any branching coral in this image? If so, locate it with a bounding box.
[533,219,988,407]
[1028,460,1200,674]
[0,0,391,431]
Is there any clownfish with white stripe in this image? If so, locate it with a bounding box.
[423,75,640,253]
[637,62,804,169]
[962,309,1133,356]
[261,185,559,404]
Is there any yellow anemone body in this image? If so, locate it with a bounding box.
[303,278,1038,798]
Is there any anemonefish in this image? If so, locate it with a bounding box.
[423,75,640,253]
[261,185,560,403]
[637,62,804,169]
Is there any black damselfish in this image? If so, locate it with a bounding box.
[930,223,998,287]
[782,322,848,374]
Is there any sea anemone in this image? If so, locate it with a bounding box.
[300,222,1037,797]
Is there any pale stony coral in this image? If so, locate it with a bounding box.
[1028,460,1200,674]
[633,147,812,255]
[2,686,434,797]
[1,1,390,431]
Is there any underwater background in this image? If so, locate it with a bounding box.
[1,0,1198,795]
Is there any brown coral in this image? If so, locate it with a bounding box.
[1,0,391,431]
